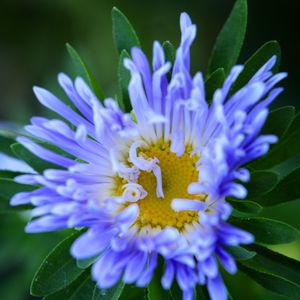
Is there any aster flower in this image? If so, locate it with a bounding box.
[10,12,287,300]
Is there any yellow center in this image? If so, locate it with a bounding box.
[114,142,206,231]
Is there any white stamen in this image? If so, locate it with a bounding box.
[129,140,164,198]
[122,183,147,202]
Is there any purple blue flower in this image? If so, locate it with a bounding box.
[11,12,286,300]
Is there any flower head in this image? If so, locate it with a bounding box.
[11,12,286,300]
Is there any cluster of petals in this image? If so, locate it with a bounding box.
[11,12,286,300]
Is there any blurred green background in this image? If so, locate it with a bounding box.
[0,0,300,299]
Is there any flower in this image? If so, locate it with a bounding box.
[11,12,286,300]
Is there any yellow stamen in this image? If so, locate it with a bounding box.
[114,142,206,231]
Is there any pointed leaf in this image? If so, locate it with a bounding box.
[231,41,281,94]
[11,143,58,173]
[76,255,99,270]
[31,230,85,296]
[239,264,300,299]
[92,280,125,300]
[148,275,171,300]
[251,111,300,170]
[208,0,247,75]
[148,258,171,300]
[66,43,104,101]
[253,166,300,206]
[205,68,225,102]
[43,271,94,300]
[0,177,35,212]
[231,217,299,245]
[0,136,15,156]
[243,244,300,285]
[0,177,36,200]
[195,285,210,300]
[225,246,256,261]
[118,49,131,112]
[239,244,300,299]
[229,199,262,217]
[112,7,141,54]
[170,282,182,300]
[261,106,295,138]
[162,41,176,66]
[245,171,280,199]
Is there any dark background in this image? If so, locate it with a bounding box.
[0,0,300,299]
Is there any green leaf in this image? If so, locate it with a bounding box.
[31,230,85,296]
[251,111,300,170]
[170,282,182,300]
[0,123,29,140]
[0,177,36,200]
[253,166,300,206]
[261,106,295,138]
[76,255,99,270]
[0,170,22,179]
[148,275,171,300]
[231,41,281,94]
[0,136,15,156]
[244,171,280,199]
[118,49,132,112]
[195,285,210,300]
[231,217,299,245]
[162,40,176,66]
[66,43,104,101]
[0,176,35,213]
[92,280,125,300]
[239,264,300,299]
[148,258,171,300]
[43,271,94,300]
[11,143,58,173]
[229,199,262,217]
[225,246,256,261]
[243,244,300,284]
[239,244,300,299]
[208,0,247,75]
[112,7,141,55]
[205,68,225,102]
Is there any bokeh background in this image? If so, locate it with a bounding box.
[0,0,300,299]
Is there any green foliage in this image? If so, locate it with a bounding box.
[43,271,94,300]
[118,49,132,112]
[245,171,279,199]
[2,4,299,300]
[31,230,85,296]
[261,106,295,138]
[76,255,99,270]
[93,280,125,300]
[148,258,171,300]
[231,40,281,94]
[231,217,299,245]
[208,0,247,75]
[148,274,171,300]
[229,199,262,217]
[11,143,58,173]
[66,43,104,101]
[204,68,225,102]
[162,40,176,66]
[253,166,300,206]
[251,111,300,170]
[239,265,300,299]
[169,282,182,300]
[112,7,141,55]
[0,178,36,211]
[0,135,15,156]
[239,245,300,299]
[226,246,256,261]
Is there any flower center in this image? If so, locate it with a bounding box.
[114,142,206,231]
